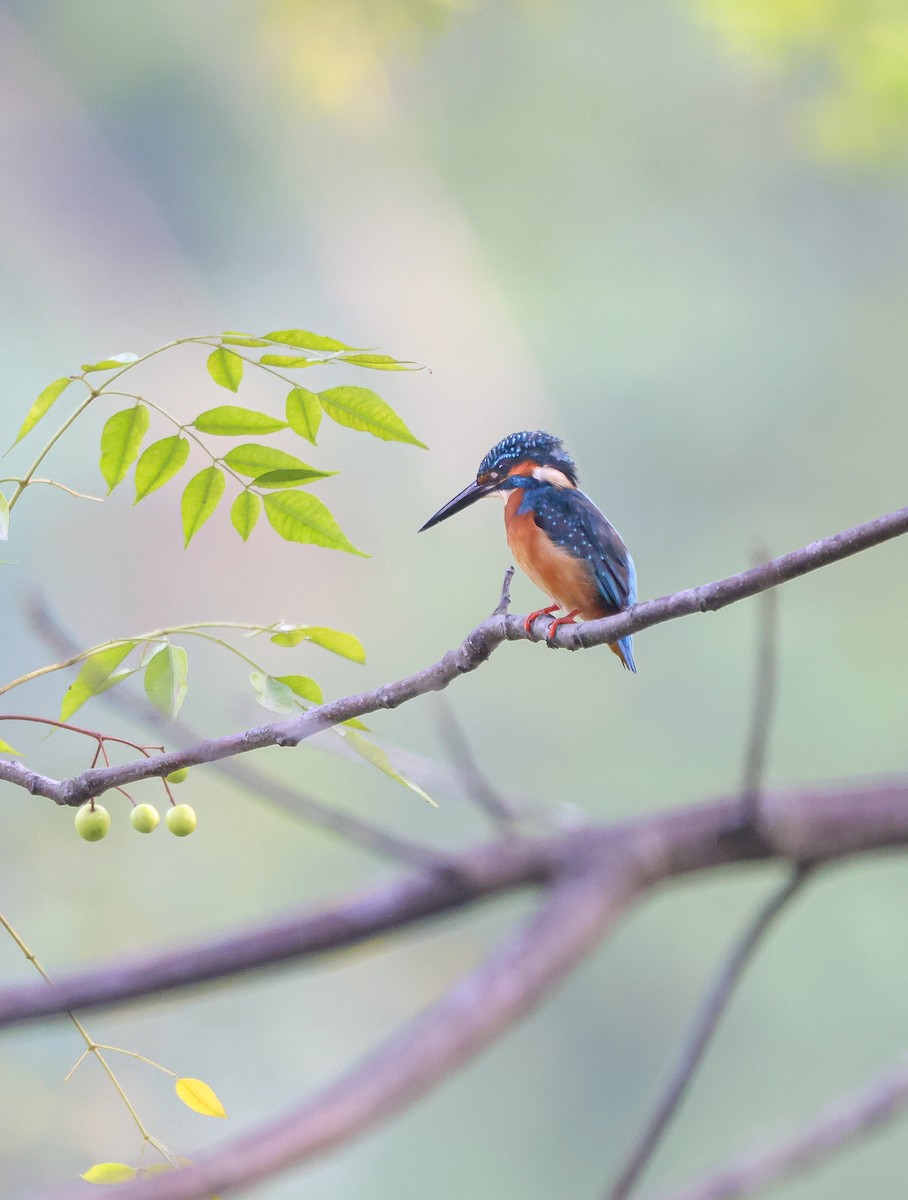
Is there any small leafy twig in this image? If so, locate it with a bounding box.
[0,912,179,1171]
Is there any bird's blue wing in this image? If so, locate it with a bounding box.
[527,488,635,612]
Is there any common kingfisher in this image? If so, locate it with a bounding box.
[419,431,637,671]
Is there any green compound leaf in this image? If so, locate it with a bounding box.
[99,404,150,493]
[286,387,322,444]
[340,728,436,806]
[182,466,226,547]
[193,406,288,436]
[250,671,298,714]
[220,333,271,348]
[318,386,427,448]
[175,1076,228,1118]
[81,1162,138,1184]
[134,435,191,501]
[338,353,419,371]
[270,625,366,663]
[81,353,140,373]
[144,643,189,720]
[258,354,318,368]
[263,328,355,352]
[274,674,322,704]
[222,443,321,479]
[251,468,334,488]
[206,347,244,392]
[230,490,260,541]
[0,739,21,756]
[61,642,136,721]
[15,376,72,444]
[0,491,8,542]
[263,490,366,556]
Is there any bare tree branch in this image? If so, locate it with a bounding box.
[605,867,811,1200]
[2,503,907,808]
[646,1058,908,1200]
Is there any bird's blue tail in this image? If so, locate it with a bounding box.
[615,635,636,673]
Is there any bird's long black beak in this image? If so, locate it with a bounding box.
[419,478,498,532]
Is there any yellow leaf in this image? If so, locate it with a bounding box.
[81,1162,137,1184]
[175,1076,228,1118]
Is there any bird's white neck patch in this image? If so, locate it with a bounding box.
[532,465,574,488]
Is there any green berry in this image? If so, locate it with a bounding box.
[165,768,189,784]
[130,803,160,833]
[165,804,197,837]
[75,802,111,842]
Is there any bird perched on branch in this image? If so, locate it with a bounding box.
[419,430,637,671]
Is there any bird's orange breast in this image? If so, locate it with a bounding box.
[504,492,610,620]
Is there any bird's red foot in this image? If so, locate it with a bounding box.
[546,609,581,643]
[523,603,560,636]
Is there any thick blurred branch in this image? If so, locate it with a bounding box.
[12,776,908,1200]
[3,776,908,1029]
[2,502,907,808]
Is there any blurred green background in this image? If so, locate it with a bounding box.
[2,1,908,1196]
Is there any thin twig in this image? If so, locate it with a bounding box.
[433,696,518,830]
[606,571,789,1200]
[646,1058,908,1200]
[494,564,515,615]
[739,554,779,825]
[605,867,812,1200]
[5,503,908,809]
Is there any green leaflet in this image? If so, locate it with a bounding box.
[251,469,333,488]
[99,404,150,492]
[60,643,136,720]
[81,353,140,373]
[144,643,189,719]
[222,443,322,478]
[182,466,226,547]
[134,435,190,501]
[15,377,72,444]
[263,329,354,352]
[250,671,299,714]
[263,490,366,556]
[219,333,271,347]
[230,490,260,541]
[318,386,427,448]
[338,353,418,371]
[270,625,366,663]
[206,347,244,392]
[193,406,287,436]
[0,491,8,542]
[81,1162,138,1184]
[0,738,21,756]
[340,728,436,806]
[286,387,321,443]
[274,674,322,704]
[258,354,318,368]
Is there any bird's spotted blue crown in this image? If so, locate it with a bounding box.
[478,431,578,486]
